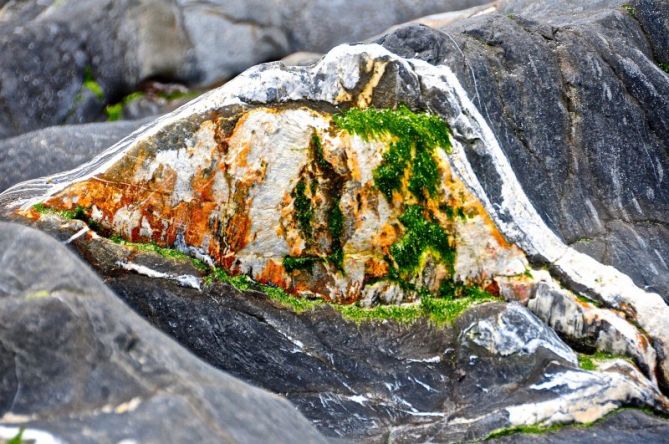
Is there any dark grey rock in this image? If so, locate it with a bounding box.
[376,0,669,300]
[0,0,489,138]
[0,221,330,444]
[4,217,649,443]
[0,119,151,192]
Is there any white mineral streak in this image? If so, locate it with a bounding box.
[529,280,658,386]
[463,302,578,364]
[134,120,217,205]
[2,43,668,379]
[234,108,328,264]
[117,261,201,290]
[506,362,667,427]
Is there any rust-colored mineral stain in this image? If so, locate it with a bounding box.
[371,223,398,249]
[256,260,289,289]
[364,257,389,279]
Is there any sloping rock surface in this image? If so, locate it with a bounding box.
[377,0,669,299]
[0,119,151,192]
[0,222,329,444]
[490,408,669,443]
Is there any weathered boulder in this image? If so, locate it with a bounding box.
[3,36,667,391]
[0,119,151,192]
[0,221,330,444]
[0,0,489,138]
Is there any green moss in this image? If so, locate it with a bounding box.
[109,236,193,262]
[283,255,323,273]
[263,285,323,313]
[311,132,329,170]
[408,141,440,200]
[6,428,25,444]
[660,63,669,74]
[622,4,637,17]
[157,89,200,102]
[334,105,450,201]
[327,202,344,270]
[333,105,450,151]
[421,293,494,324]
[486,423,566,439]
[372,139,412,200]
[105,91,145,121]
[575,293,602,308]
[578,351,633,371]
[83,66,104,100]
[105,103,123,121]
[578,353,596,371]
[336,303,422,324]
[32,203,85,220]
[292,179,313,238]
[390,205,453,277]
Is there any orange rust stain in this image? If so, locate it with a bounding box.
[256,260,289,289]
[225,209,252,252]
[485,280,500,297]
[364,257,389,279]
[371,223,397,249]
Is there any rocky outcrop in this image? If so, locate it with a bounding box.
[377,0,669,300]
[3,36,668,390]
[0,119,151,192]
[2,0,669,441]
[3,214,666,442]
[0,0,489,138]
[0,222,329,444]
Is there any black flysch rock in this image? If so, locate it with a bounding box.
[0,222,330,444]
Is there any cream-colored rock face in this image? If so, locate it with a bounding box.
[30,105,531,304]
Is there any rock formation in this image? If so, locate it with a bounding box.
[1,0,668,442]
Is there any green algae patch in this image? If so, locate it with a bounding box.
[292,178,313,238]
[83,66,104,100]
[109,236,193,262]
[333,105,451,201]
[390,205,454,278]
[263,285,323,313]
[283,255,323,273]
[336,303,422,324]
[32,203,86,221]
[421,293,495,325]
[5,428,25,444]
[577,351,634,371]
[105,91,145,121]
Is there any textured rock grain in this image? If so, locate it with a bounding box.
[0,222,329,444]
